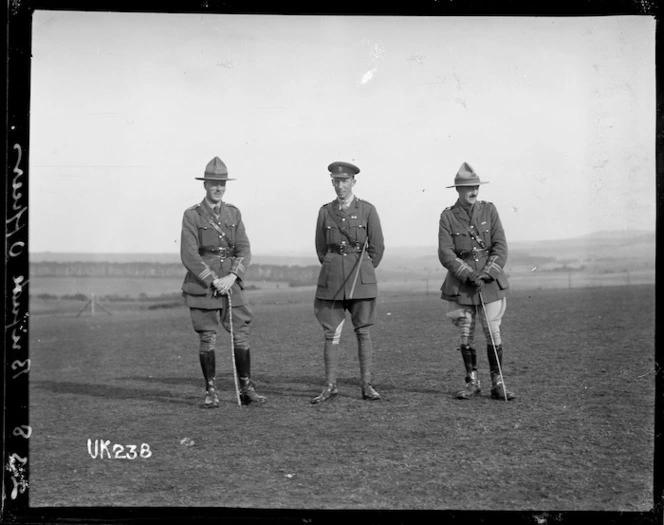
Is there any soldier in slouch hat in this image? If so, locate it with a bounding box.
[438,162,515,401]
[311,161,385,404]
[181,156,266,407]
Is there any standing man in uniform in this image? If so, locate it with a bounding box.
[438,162,515,401]
[311,161,385,404]
[181,156,266,407]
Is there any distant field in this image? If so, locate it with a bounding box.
[28,277,293,300]
[28,268,656,302]
[27,285,655,512]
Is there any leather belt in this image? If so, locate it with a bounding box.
[327,243,362,255]
[199,247,231,257]
[455,247,489,260]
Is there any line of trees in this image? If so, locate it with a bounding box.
[30,262,320,286]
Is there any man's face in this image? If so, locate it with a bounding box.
[456,185,479,206]
[204,180,226,203]
[331,176,356,200]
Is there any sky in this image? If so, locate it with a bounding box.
[28,12,656,255]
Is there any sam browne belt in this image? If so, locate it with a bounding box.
[455,247,489,260]
[199,246,232,258]
[327,243,363,255]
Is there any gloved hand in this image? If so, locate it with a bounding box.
[466,271,481,283]
[471,277,484,290]
[466,271,484,289]
[480,271,493,283]
[212,274,237,296]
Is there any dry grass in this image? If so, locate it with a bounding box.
[27,285,655,514]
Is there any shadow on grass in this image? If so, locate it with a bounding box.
[128,373,442,398]
[32,371,444,408]
[32,379,195,406]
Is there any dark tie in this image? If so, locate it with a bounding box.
[213,206,220,215]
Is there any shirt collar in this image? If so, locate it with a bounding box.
[205,198,222,213]
[455,199,474,218]
[337,194,355,210]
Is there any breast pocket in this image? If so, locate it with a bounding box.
[199,226,220,246]
[325,225,342,245]
[478,224,492,245]
[452,232,471,251]
[352,223,368,244]
[224,222,235,245]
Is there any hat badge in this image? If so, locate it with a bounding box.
[328,161,360,179]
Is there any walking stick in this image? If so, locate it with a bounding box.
[348,238,369,300]
[227,292,242,407]
[479,291,508,402]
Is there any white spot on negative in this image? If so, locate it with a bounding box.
[360,68,377,85]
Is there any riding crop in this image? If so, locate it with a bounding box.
[227,292,242,407]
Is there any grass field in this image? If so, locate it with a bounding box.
[28,284,655,512]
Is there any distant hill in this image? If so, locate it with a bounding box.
[30,229,655,275]
[29,251,319,266]
[509,230,655,268]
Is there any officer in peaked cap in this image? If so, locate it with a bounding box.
[180,156,266,407]
[438,162,515,401]
[311,161,385,404]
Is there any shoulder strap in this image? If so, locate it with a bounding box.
[461,221,486,249]
[325,204,357,245]
[197,202,228,241]
[452,203,487,249]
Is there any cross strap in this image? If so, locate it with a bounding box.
[325,204,358,246]
[461,221,487,250]
[197,203,230,244]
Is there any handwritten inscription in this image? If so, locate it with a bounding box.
[13,425,32,439]
[6,142,29,503]
[8,275,29,355]
[87,440,152,459]
[7,143,27,243]
[6,453,28,500]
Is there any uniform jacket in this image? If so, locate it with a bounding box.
[181,200,251,308]
[315,197,385,301]
[438,200,510,305]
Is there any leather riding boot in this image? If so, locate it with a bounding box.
[456,345,480,400]
[199,350,219,408]
[460,344,477,380]
[456,370,481,400]
[487,344,515,400]
[235,348,266,405]
[239,376,267,405]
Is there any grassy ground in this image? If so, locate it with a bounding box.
[27,285,655,512]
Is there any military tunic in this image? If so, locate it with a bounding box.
[438,200,510,305]
[314,197,384,301]
[181,200,251,308]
